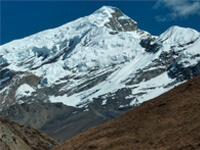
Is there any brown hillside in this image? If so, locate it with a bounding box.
[53,75,200,150]
[0,116,59,150]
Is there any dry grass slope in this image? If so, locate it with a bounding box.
[53,75,200,150]
[0,116,59,150]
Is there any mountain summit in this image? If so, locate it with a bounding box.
[93,6,138,31]
[0,6,200,142]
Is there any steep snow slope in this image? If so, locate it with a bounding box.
[0,6,200,112]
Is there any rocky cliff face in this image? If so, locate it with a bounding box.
[0,6,200,142]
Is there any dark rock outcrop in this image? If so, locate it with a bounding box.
[105,7,138,32]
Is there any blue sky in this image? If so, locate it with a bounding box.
[1,0,200,45]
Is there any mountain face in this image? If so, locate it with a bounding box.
[0,116,58,150]
[53,75,200,150]
[0,6,200,142]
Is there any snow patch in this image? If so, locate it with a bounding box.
[15,84,35,100]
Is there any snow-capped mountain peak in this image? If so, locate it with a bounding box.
[92,6,138,31]
[0,6,200,114]
[94,6,115,13]
[0,6,144,77]
[157,26,199,46]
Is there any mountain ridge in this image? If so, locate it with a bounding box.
[0,6,200,143]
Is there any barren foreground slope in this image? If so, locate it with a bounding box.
[0,116,59,150]
[54,75,200,150]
